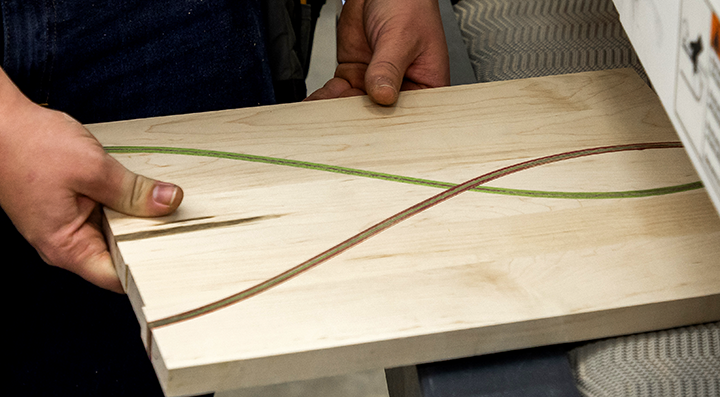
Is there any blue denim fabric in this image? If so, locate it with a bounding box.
[1,0,275,123]
[0,7,4,62]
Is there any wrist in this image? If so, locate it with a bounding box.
[0,68,52,187]
[0,68,38,129]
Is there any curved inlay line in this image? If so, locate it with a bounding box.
[106,141,700,331]
[105,144,702,200]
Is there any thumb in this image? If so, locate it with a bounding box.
[66,153,182,293]
[56,113,184,217]
[61,155,182,294]
[365,36,417,106]
[114,171,184,217]
[83,152,184,217]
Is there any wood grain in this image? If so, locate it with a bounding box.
[90,69,720,396]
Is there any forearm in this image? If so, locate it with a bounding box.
[0,67,53,197]
[0,67,34,122]
[0,67,41,165]
[0,68,36,191]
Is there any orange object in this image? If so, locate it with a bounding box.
[711,12,720,59]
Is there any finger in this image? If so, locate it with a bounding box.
[339,88,367,98]
[336,0,372,65]
[365,37,417,105]
[77,251,123,293]
[305,78,354,101]
[36,246,122,293]
[43,203,124,293]
[71,235,124,294]
[305,62,369,101]
[400,80,428,91]
[73,205,123,293]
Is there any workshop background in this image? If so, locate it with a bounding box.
[220,0,719,396]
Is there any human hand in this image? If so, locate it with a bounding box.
[0,73,183,293]
[306,0,450,105]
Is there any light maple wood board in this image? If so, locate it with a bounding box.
[90,69,720,397]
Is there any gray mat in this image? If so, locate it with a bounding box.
[570,322,720,397]
[453,0,647,83]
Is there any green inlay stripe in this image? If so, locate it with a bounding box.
[105,145,703,199]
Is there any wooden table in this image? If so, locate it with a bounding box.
[90,69,720,396]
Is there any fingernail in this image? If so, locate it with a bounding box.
[153,183,178,207]
[373,83,399,106]
[378,83,397,93]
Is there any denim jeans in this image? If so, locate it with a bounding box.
[4,1,274,396]
[1,0,275,123]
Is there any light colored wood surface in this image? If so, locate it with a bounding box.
[90,69,720,396]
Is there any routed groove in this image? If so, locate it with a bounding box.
[114,215,284,242]
[104,141,698,331]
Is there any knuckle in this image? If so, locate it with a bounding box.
[127,174,146,210]
[34,231,72,270]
